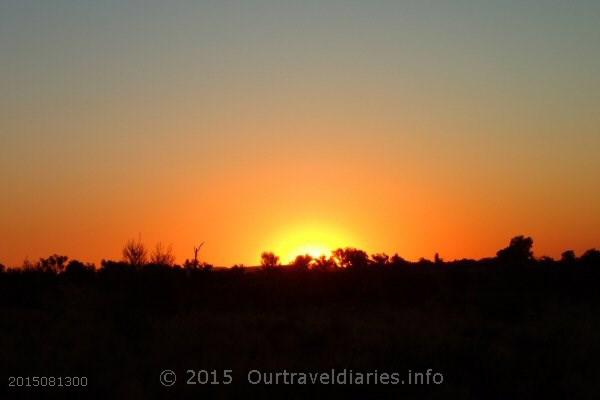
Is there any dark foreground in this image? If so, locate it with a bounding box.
[1,264,599,399]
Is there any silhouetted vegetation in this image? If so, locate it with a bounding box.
[1,236,599,398]
[291,254,313,271]
[150,242,176,267]
[313,254,337,271]
[260,251,280,269]
[333,247,370,269]
[496,235,534,266]
[122,236,148,267]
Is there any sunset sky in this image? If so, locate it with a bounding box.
[1,1,599,267]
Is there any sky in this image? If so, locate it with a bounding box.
[1,0,599,267]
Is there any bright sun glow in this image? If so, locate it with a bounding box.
[290,244,332,260]
[269,223,356,264]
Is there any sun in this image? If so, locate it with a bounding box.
[268,223,354,264]
[289,244,332,260]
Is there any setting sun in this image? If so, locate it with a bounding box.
[291,245,332,260]
[268,223,356,264]
[1,2,599,397]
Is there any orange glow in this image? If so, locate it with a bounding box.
[1,2,600,268]
[268,223,355,264]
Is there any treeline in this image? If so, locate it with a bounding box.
[1,235,599,276]
[1,236,599,398]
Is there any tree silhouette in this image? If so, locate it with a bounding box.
[21,258,35,271]
[334,248,369,269]
[193,242,205,267]
[370,253,389,268]
[417,257,433,266]
[150,242,176,266]
[389,253,409,268]
[38,254,68,274]
[64,259,95,279]
[538,256,555,266]
[560,250,576,264]
[291,254,313,271]
[122,237,148,267]
[313,255,337,271]
[261,252,280,269]
[496,236,534,266]
[3,236,600,399]
[581,249,600,266]
[182,242,205,269]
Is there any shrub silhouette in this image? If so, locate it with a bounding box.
[291,254,313,271]
[561,250,576,264]
[538,255,555,267]
[581,249,600,266]
[122,237,148,267]
[312,255,337,271]
[417,257,433,266]
[101,259,133,274]
[38,254,69,274]
[21,258,36,271]
[230,264,245,272]
[261,252,280,269]
[64,259,95,280]
[333,247,369,269]
[389,253,409,268]
[370,253,389,268]
[496,236,534,266]
[2,237,600,399]
[150,242,176,266]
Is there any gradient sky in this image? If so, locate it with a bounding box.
[1,0,599,267]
